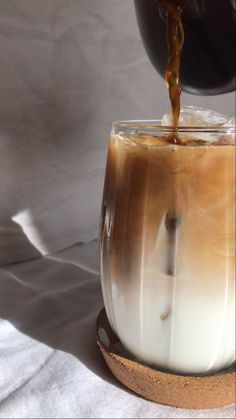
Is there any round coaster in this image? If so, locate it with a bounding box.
[96,308,236,409]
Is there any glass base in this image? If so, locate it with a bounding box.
[96,308,236,409]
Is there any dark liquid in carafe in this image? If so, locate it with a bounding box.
[134,0,236,95]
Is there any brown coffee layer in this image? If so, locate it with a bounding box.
[103,134,235,290]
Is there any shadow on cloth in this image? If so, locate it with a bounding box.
[0,230,133,394]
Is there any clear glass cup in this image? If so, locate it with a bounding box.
[100,121,235,375]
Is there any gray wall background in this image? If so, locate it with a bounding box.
[0,0,235,264]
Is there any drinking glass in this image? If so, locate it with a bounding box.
[100,121,235,375]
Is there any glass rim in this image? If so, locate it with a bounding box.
[112,120,236,134]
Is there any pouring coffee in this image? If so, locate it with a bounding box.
[99,0,236,377]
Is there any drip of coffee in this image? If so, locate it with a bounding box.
[158,0,187,129]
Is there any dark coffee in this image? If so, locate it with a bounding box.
[158,0,186,129]
[134,0,236,95]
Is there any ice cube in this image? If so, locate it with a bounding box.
[162,106,235,127]
[161,106,235,144]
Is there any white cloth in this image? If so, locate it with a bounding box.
[0,241,235,419]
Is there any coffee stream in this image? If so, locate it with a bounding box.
[158,0,186,132]
[157,0,186,276]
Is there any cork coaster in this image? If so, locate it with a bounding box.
[96,308,236,409]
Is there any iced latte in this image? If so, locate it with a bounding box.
[100,119,235,374]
